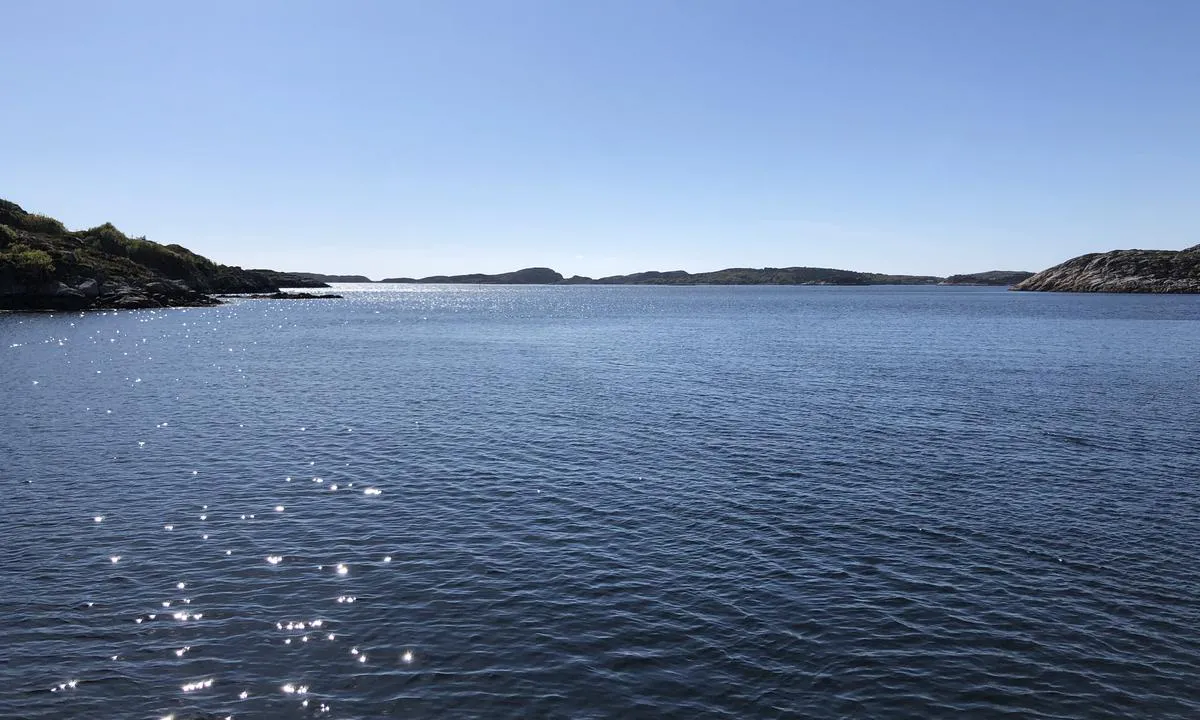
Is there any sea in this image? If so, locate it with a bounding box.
[2,284,1199,719]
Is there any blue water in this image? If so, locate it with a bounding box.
[2,285,1199,719]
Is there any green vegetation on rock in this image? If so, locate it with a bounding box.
[0,198,279,311]
[0,243,56,279]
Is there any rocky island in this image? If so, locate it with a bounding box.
[2,197,1045,311]
[246,270,331,288]
[379,266,1024,286]
[248,271,374,287]
[382,267,565,284]
[1012,245,1200,293]
[941,270,1035,286]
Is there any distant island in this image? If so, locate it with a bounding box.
[2,197,1046,312]
[941,270,1035,286]
[9,197,1198,307]
[379,267,1033,286]
[249,271,373,287]
[1012,245,1200,293]
[381,267,567,284]
[247,270,332,288]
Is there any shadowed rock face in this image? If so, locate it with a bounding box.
[1,198,279,311]
[1012,245,1200,293]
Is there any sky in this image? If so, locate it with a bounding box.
[3,0,1198,279]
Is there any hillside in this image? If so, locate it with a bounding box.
[1012,246,1200,293]
[381,267,564,284]
[294,272,373,283]
[380,266,947,286]
[0,200,278,310]
[248,270,332,288]
[941,270,1035,286]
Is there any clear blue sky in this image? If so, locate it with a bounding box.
[3,0,1198,279]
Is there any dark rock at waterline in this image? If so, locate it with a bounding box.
[245,291,344,299]
[0,198,276,310]
[1012,245,1200,293]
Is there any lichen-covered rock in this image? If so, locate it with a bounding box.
[1013,246,1200,293]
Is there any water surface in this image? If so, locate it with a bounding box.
[2,285,1199,718]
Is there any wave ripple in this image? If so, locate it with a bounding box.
[2,286,1199,718]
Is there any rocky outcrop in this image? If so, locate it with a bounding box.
[1012,246,1200,293]
[0,277,219,311]
[292,273,372,283]
[249,271,373,284]
[1,198,279,311]
[247,270,332,288]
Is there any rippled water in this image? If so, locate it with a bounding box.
[2,285,1199,719]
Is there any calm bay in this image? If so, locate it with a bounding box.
[2,284,1199,719]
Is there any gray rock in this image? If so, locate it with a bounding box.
[1013,246,1200,293]
[46,282,88,309]
[101,282,135,297]
[110,293,160,309]
[76,279,99,298]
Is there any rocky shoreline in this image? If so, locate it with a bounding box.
[2,277,225,311]
[241,291,344,300]
[21,197,1194,308]
[1,199,283,311]
[1012,245,1200,293]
